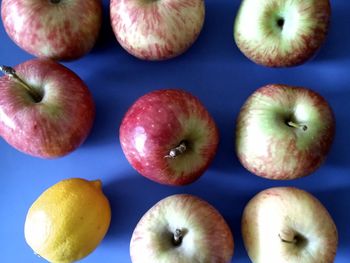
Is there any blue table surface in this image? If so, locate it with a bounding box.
[1,0,349,262]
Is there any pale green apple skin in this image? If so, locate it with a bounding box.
[242,187,338,263]
[236,84,335,180]
[130,194,234,263]
[234,0,331,67]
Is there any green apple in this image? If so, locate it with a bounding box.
[235,84,335,180]
[234,0,331,67]
[242,187,338,262]
[130,194,234,263]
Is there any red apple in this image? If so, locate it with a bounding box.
[1,0,102,60]
[236,84,335,180]
[0,59,95,158]
[110,0,205,60]
[130,194,234,263]
[119,89,219,185]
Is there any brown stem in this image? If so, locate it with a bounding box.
[173,229,183,246]
[165,141,187,159]
[287,121,307,131]
[0,65,42,103]
[278,233,297,244]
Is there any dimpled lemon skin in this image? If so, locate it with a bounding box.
[24,178,111,263]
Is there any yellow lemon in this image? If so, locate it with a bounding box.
[24,178,111,263]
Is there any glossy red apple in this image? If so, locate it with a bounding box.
[110,0,205,60]
[236,84,335,180]
[234,0,331,67]
[119,89,219,185]
[130,194,234,263]
[1,0,102,60]
[0,59,95,158]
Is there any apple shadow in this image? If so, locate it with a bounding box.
[101,174,254,261]
[313,2,350,63]
[90,0,121,55]
[209,111,246,174]
[179,0,243,62]
[319,89,350,169]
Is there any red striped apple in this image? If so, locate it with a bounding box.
[130,194,234,263]
[242,187,338,262]
[1,0,102,60]
[110,0,205,60]
[0,59,95,158]
[234,0,331,67]
[119,89,219,185]
[236,84,335,180]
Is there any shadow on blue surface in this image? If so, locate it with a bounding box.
[316,2,350,62]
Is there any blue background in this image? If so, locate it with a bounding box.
[1,0,349,262]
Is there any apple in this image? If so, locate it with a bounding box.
[242,187,338,262]
[110,0,205,60]
[1,0,102,60]
[0,59,95,158]
[130,194,234,263]
[235,84,335,180]
[119,89,219,186]
[234,0,331,67]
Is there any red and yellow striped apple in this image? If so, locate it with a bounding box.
[0,59,95,158]
[236,84,335,180]
[110,0,205,60]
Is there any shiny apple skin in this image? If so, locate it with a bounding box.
[0,59,95,158]
[1,0,102,60]
[119,89,219,186]
[236,84,335,180]
[130,194,234,263]
[234,0,331,67]
[242,187,338,263]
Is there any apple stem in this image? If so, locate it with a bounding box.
[173,229,183,246]
[278,233,297,244]
[165,141,187,159]
[287,121,308,131]
[0,65,42,103]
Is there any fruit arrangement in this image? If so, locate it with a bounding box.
[1,0,347,262]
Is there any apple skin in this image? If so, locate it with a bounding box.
[119,89,219,186]
[234,0,331,67]
[0,59,95,158]
[242,187,338,263]
[236,84,335,180]
[110,0,205,60]
[130,194,234,263]
[1,0,102,60]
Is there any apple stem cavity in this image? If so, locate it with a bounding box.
[49,0,61,4]
[173,229,184,246]
[165,141,187,159]
[287,121,308,131]
[278,233,297,244]
[277,17,285,29]
[0,65,43,103]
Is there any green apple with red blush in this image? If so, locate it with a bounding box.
[242,187,338,262]
[235,84,335,180]
[130,194,234,263]
[234,0,331,67]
